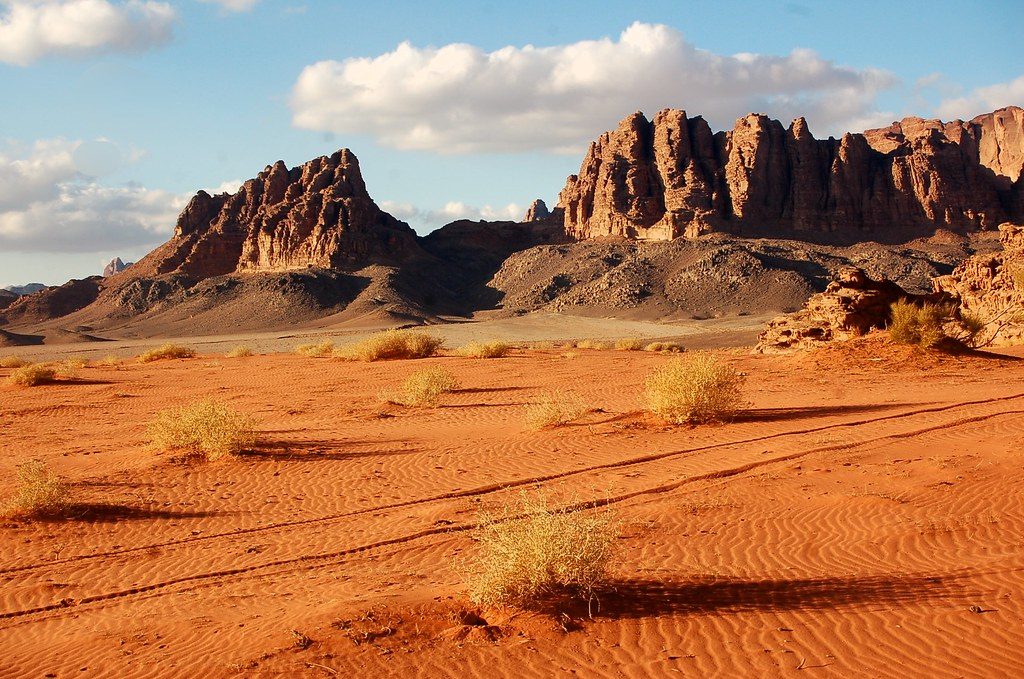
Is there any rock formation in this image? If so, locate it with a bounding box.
[755,267,920,353]
[134,149,424,280]
[103,258,131,277]
[933,222,1024,345]
[523,199,551,222]
[560,107,1024,242]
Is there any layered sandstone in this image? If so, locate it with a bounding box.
[560,107,1024,242]
[933,222,1024,345]
[755,267,919,353]
[136,149,423,280]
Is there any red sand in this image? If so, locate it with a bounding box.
[1,338,1022,677]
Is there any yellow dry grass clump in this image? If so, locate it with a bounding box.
[573,339,610,350]
[468,493,618,608]
[336,329,443,362]
[138,343,197,363]
[227,345,255,358]
[644,341,684,353]
[54,357,86,379]
[149,399,258,461]
[0,356,29,369]
[456,340,512,359]
[383,367,460,407]
[6,363,57,386]
[295,340,333,357]
[888,300,950,349]
[2,460,69,519]
[643,352,745,424]
[524,390,588,430]
[614,338,644,351]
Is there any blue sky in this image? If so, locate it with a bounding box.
[1,0,1022,287]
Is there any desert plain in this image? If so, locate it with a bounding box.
[1,318,1022,678]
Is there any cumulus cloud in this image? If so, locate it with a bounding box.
[0,0,175,65]
[197,0,258,13]
[380,200,524,231]
[0,139,186,253]
[291,22,897,154]
[934,74,1024,121]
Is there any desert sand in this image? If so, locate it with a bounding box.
[1,335,1023,677]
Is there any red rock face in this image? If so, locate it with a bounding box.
[559,107,1024,241]
[142,149,423,279]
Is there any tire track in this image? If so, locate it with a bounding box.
[3,391,1023,578]
[3,403,1023,623]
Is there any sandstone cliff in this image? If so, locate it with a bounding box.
[933,222,1024,345]
[560,107,1024,242]
[133,149,424,280]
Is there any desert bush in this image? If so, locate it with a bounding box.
[888,300,950,349]
[574,339,610,350]
[54,357,86,379]
[6,363,57,386]
[560,351,579,360]
[336,329,443,362]
[383,367,460,407]
[614,338,644,351]
[468,493,618,609]
[295,340,333,357]
[0,356,29,369]
[149,399,258,461]
[644,341,684,353]
[95,355,122,368]
[524,391,588,430]
[2,460,68,519]
[456,340,512,359]
[138,343,197,363]
[1009,263,1024,290]
[643,353,745,424]
[227,345,255,358]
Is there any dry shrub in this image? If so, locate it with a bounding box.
[383,367,460,407]
[96,355,121,367]
[138,343,197,363]
[6,363,57,386]
[0,356,29,369]
[2,460,68,519]
[1009,263,1024,290]
[149,399,258,461]
[468,493,618,609]
[643,352,745,424]
[560,351,579,360]
[524,391,588,430]
[456,340,512,359]
[336,329,443,362]
[295,340,334,357]
[54,357,86,379]
[574,339,610,350]
[614,338,644,351]
[888,300,950,349]
[227,345,254,358]
[644,341,684,353]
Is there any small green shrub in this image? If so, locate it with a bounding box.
[888,300,950,349]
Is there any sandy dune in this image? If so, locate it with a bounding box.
[1,336,1022,677]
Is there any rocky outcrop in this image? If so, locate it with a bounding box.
[103,258,131,277]
[135,149,424,280]
[560,107,1024,242]
[523,199,551,222]
[933,222,1024,345]
[755,267,919,353]
[0,277,102,328]
[0,289,17,311]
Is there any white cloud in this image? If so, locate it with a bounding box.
[0,139,187,253]
[291,22,898,154]
[197,0,258,13]
[380,200,524,231]
[0,0,175,65]
[934,74,1024,121]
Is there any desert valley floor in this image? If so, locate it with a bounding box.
[1,325,1023,678]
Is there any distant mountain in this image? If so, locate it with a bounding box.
[2,283,47,295]
[103,258,132,277]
